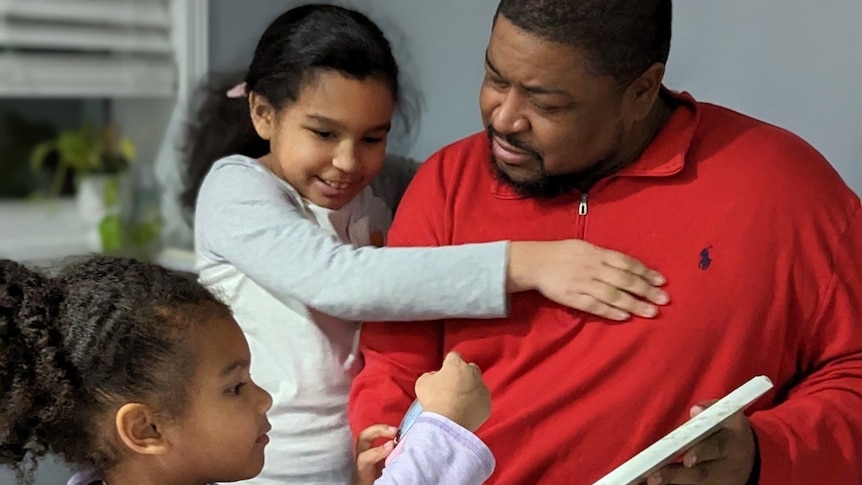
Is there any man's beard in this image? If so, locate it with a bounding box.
[487,125,624,198]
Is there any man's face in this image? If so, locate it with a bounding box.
[480,15,636,197]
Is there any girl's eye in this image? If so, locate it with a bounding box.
[227,383,246,396]
[363,136,384,144]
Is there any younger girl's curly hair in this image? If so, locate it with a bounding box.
[0,256,230,483]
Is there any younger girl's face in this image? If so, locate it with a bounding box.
[166,315,273,483]
[253,71,395,210]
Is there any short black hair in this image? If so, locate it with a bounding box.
[494,0,672,85]
[0,256,230,482]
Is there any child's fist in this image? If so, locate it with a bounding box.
[414,352,491,432]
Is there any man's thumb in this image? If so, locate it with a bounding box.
[689,399,720,418]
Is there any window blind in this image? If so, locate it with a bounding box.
[0,0,177,97]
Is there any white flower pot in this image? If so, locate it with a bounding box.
[75,174,126,252]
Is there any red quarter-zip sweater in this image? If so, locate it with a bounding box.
[349,92,862,484]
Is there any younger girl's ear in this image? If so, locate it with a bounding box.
[114,403,170,456]
[249,92,277,141]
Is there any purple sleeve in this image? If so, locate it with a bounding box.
[376,412,496,485]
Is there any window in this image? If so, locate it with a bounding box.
[0,98,108,198]
[0,0,178,198]
[0,0,203,263]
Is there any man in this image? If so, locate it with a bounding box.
[349,1,862,484]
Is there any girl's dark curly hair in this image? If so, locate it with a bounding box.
[0,256,230,483]
[180,70,266,215]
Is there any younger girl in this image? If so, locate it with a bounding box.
[184,4,669,484]
[0,256,494,485]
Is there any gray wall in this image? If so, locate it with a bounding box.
[0,454,72,485]
[666,0,862,192]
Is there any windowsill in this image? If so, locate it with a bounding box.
[0,198,93,262]
[0,198,198,272]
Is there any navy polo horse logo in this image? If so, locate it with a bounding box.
[698,246,713,271]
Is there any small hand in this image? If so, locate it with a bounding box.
[645,402,756,485]
[352,424,398,485]
[415,352,491,432]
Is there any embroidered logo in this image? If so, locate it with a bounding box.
[698,246,713,271]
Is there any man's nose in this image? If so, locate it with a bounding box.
[492,92,530,135]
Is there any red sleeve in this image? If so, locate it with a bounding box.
[348,152,449,437]
[750,204,862,484]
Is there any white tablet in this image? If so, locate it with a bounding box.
[592,375,773,485]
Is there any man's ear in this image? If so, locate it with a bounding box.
[623,62,666,122]
[114,403,171,456]
[249,92,277,141]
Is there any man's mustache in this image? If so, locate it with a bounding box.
[486,126,542,160]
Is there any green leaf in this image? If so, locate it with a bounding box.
[30,140,57,172]
[119,137,136,163]
[28,125,132,182]
[130,220,162,245]
[99,214,123,251]
[102,176,120,207]
[57,132,95,172]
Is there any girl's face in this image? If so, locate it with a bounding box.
[165,315,272,483]
[251,71,396,210]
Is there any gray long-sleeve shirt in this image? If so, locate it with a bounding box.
[195,155,509,322]
[193,155,507,484]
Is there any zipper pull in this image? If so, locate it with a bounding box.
[578,193,589,216]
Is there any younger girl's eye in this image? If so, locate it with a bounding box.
[227,383,246,396]
[363,136,384,144]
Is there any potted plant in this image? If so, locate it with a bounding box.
[30,124,136,252]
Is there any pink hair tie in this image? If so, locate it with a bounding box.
[226,81,248,98]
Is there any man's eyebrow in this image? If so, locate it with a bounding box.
[485,51,572,98]
[485,51,502,77]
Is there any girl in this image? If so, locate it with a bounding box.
[0,256,494,485]
[184,4,669,484]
